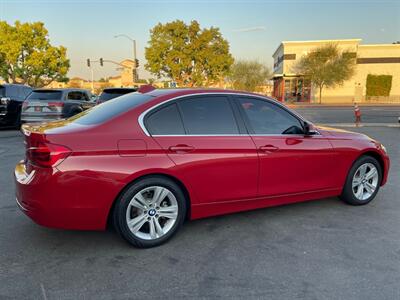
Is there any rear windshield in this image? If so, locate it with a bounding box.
[0,86,4,97]
[99,89,137,101]
[69,92,153,125]
[27,90,63,100]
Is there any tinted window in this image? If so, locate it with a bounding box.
[0,86,5,97]
[23,87,32,99]
[99,89,137,101]
[6,86,19,98]
[28,90,63,100]
[146,104,185,135]
[238,97,303,134]
[69,93,152,125]
[178,96,239,134]
[67,91,85,100]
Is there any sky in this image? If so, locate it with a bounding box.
[1,0,399,80]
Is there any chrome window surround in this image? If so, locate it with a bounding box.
[138,92,320,137]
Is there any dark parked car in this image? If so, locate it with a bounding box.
[21,88,95,123]
[0,84,32,127]
[97,88,137,104]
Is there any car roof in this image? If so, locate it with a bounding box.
[0,83,32,89]
[32,88,90,93]
[103,87,137,91]
[145,88,262,98]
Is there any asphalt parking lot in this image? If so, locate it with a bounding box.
[0,112,399,299]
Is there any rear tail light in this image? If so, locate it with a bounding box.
[27,142,71,168]
[48,102,64,112]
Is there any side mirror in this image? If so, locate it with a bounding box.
[0,97,11,105]
[303,121,318,135]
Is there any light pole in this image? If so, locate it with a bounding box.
[114,34,138,82]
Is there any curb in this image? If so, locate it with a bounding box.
[320,123,400,128]
[287,104,400,108]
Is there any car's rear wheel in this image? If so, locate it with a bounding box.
[113,176,187,248]
[340,155,382,205]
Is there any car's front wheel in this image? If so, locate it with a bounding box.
[113,176,187,248]
[340,155,382,205]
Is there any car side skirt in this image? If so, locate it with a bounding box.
[190,188,342,220]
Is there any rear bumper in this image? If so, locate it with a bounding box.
[21,113,64,123]
[14,160,107,230]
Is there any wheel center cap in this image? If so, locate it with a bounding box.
[148,209,156,216]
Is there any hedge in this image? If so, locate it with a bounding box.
[366,74,392,97]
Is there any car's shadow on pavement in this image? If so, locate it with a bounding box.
[14,196,352,254]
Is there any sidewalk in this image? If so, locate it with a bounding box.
[286,103,400,108]
[320,123,400,128]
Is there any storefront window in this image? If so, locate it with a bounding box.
[283,77,311,102]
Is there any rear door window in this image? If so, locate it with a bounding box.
[67,91,84,100]
[178,96,239,135]
[146,103,185,135]
[27,90,63,101]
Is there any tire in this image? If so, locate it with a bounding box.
[340,155,382,205]
[14,110,22,129]
[113,176,187,248]
[70,109,82,117]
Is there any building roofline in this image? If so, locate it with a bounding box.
[273,38,363,58]
[358,43,400,47]
[281,38,362,44]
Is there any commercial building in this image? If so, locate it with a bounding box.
[272,39,400,103]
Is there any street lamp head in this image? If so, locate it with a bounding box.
[114,34,134,42]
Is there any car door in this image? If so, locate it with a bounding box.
[81,91,95,110]
[145,94,259,204]
[235,96,336,197]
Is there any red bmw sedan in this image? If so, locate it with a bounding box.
[15,88,390,248]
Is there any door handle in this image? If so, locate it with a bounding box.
[169,144,195,153]
[259,144,279,152]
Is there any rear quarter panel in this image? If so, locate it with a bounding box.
[46,112,194,229]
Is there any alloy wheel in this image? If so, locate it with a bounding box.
[352,163,379,201]
[125,186,178,240]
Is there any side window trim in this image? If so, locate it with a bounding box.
[234,95,306,136]
[144,94,247,136]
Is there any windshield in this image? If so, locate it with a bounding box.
[27,90,63,100]
[69,92,153,125]
[99,89,137,101]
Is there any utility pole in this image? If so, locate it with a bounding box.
[114,34,139,83]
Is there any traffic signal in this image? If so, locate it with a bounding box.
[135,59,139,68]
[86,59,90,67]
[100,58,103,66]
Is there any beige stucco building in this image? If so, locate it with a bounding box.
[272,39,400,103]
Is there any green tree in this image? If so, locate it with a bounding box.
[145,20,234,87]
[295,44,355,103]
[0,21,70,87]
[228,60,271,92]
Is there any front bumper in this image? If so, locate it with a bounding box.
[14,160,107,230]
